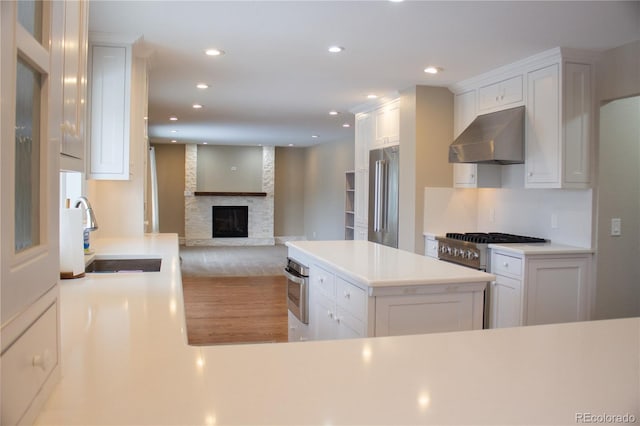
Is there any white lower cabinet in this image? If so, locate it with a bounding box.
[308,263,484,340]
[309,265,366,340]
[490,275,523,328]
[1,298,60,426]
[489,249,591,328]
[287,311,309,342]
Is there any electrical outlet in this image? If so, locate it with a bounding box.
[611,218,622,236]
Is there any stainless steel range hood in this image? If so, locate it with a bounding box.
[449,106,525,164]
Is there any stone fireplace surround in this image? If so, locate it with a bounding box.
[184,144,275,246]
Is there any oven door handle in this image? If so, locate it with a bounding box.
[284,269,307,285]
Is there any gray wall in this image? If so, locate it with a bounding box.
[153,143,186,237]
[399,85,453,254]
[274,147,305,237]
[196,145,263,192]
[303,138,355,240]
[594,39,640,319]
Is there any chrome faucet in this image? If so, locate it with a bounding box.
[74,196,99,231]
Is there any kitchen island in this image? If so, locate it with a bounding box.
[35,235,639,425]
[286,240,495,339]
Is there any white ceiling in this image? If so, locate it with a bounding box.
[88,1,640,147]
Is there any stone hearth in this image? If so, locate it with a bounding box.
[184,144,275,246]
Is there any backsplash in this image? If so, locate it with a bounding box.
[424,187,592,247]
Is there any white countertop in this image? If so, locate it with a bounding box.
[36,235,639,425]
[286,240,495,288]
[488,242,595,255]
[423,232,594,255]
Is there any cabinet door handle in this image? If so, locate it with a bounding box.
[32,350,53,372]
[335,316,341,324]
[327,310,333,319]
[503,262,509,268]
[344,291,351,299]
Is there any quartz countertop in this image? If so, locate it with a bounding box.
[286,240,495,288]
[35,235,639,425]
[488,242,595,255]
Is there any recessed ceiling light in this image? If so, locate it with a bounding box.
[424,66,442,74]
[367,94,378,99]
[192,104,203,109]
[171,130,177,133]
[389,0,404,3]
[171,140,177,143]
[342,123,351,128]
[329,110,339,116]
[312,135,319,139]
[169,116,178,121]
[288,143,294,147]
[203,142,208,145]
[196,83,209,89]
[328,46,344,53]
[205,49,224,56]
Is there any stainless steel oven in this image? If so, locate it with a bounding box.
[284,257,309,324]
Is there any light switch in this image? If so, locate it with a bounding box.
[611,218,621,236]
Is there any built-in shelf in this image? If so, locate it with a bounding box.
[345,171,355,240]
[194,192,267,197]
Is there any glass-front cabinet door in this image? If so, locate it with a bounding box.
[1,0,59,325]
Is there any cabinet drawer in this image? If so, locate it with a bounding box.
[1,303,58,426]
[335,276,366,320]
[493,253,523,278]
[478,75,523,112]
[310,264,335,299]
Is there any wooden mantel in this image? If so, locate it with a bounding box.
[194,191,267,197]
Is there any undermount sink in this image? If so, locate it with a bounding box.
[85,257,162,273]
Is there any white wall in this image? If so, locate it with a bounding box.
[424,186,592,248]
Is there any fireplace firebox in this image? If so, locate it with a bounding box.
[212,206,248,238]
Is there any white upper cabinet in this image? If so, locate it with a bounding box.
[87,35,133,180]
[525,60,592,188]
[373,99,400,148]
[354,111,374,228]
[478,75,523,113]
[59,0,88,172]
[450,47,596,189]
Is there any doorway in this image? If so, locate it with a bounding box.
[595,95,640,319]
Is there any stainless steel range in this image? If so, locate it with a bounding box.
[436,233,547,270]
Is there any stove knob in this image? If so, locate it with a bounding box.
[447,247,452,255]
[440,245,447,253]
[458,250,466,259]
[466,250,474,259]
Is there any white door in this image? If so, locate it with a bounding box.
[1,1,60,324]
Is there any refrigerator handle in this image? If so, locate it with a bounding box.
[373,160,380,232]
[381,160,388,231]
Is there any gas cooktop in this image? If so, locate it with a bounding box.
[444,232,548,245]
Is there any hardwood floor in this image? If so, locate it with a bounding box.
[182,275,288,345]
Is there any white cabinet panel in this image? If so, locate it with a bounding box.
[60,0,88,170]
[526,64,560,186]
[375,293,476,336]
[562,62,592,185]
[88,42,131,180]
[525,257,590,325]
[373,100,399,148]
[490,276,522,328]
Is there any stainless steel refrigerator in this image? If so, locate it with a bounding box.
[368,146,399,248]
